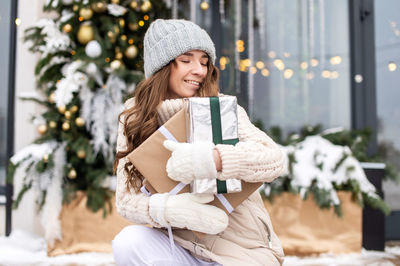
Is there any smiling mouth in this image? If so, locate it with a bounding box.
[184,80,201,86]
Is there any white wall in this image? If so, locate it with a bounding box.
[12,0,47,237]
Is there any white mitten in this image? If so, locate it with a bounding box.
[163,140,217,184]
[149,193,228,235]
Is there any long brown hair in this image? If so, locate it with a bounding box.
[113,59,220,192]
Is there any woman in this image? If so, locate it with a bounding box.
[112,19,285,266]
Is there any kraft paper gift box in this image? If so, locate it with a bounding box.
[186,96,242,194]
[127,101,262,215]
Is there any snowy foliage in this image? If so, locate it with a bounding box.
[33,19,72,58]
[79,74,126,160]
[262,136,379,208]
[54,61,88,107]
[11,142,67,244]
[40,143,66,246]
[107,4,127,16]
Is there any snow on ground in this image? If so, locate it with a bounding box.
[0,230,114,266]
[0,230,399,266]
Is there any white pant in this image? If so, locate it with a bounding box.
[112,225,220,266]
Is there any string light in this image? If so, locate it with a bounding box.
[261,68,270,77]
[284,69,294,79]
[236,40,245,53]
[200,1,209,10]
[242,59,251,67]
[321,70,331,78]
[311,58,319,67]
[283,52,290,58]
[300,61,308,70]
[15,18,21,26]
[219,56,228,65]
[330,56,342,65]
[256,61,265,69]
[331,71,339,79]
[268,51,276,58]
[388,61,397,72]
[219,56,229,71]
[273,59,284,71]
[250,66,257,74]
[306,72,315,80]
[239,64,247,72]
[138,20,145,27]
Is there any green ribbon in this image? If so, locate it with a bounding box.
[209,97,239,194]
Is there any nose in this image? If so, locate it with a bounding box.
[191,61,207,77]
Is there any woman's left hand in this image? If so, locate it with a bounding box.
[163,140,218,184]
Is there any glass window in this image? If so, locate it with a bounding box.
[0,0,12,188]
[375,0,400,210]
[194,0,351,137]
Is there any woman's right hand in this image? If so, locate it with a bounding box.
[149,193,228,235]
[163,140,218,184]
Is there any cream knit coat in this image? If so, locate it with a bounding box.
[115,96,285,265]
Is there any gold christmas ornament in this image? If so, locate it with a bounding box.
[107,31,116,43]
[49,92,56,103]
[62,121,70,131]
[130,0,138,9]
[68,169,77,179]
[124,45,138,59]
[110,60,122,70]
[70,105,78,113]
[77,150,86,159]
[200,1,209,10]
[77,24,94,44]
[43,154,49,163]
[75,117,85,127]
[64,110,71,119]
[49,121,57,128]
[79,7,93,20]
[91,2,107,12]
[62,24,73,33]
[141,1,152,12]
[58,105,66,114]
[111,0,120,4]
[128,23,139,31]
[38,124,47,135]
[115,52,123,60]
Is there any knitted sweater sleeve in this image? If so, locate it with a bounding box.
[215,105,285,183]
[115,100,161,227]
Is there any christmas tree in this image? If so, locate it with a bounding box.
[9,0,170,225]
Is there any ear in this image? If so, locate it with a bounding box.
[163,140,179,151]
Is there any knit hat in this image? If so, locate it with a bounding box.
[143,19,216,78]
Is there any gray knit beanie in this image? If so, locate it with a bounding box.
[143,19,216,78]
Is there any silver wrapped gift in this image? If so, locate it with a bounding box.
[186,96,242,194]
